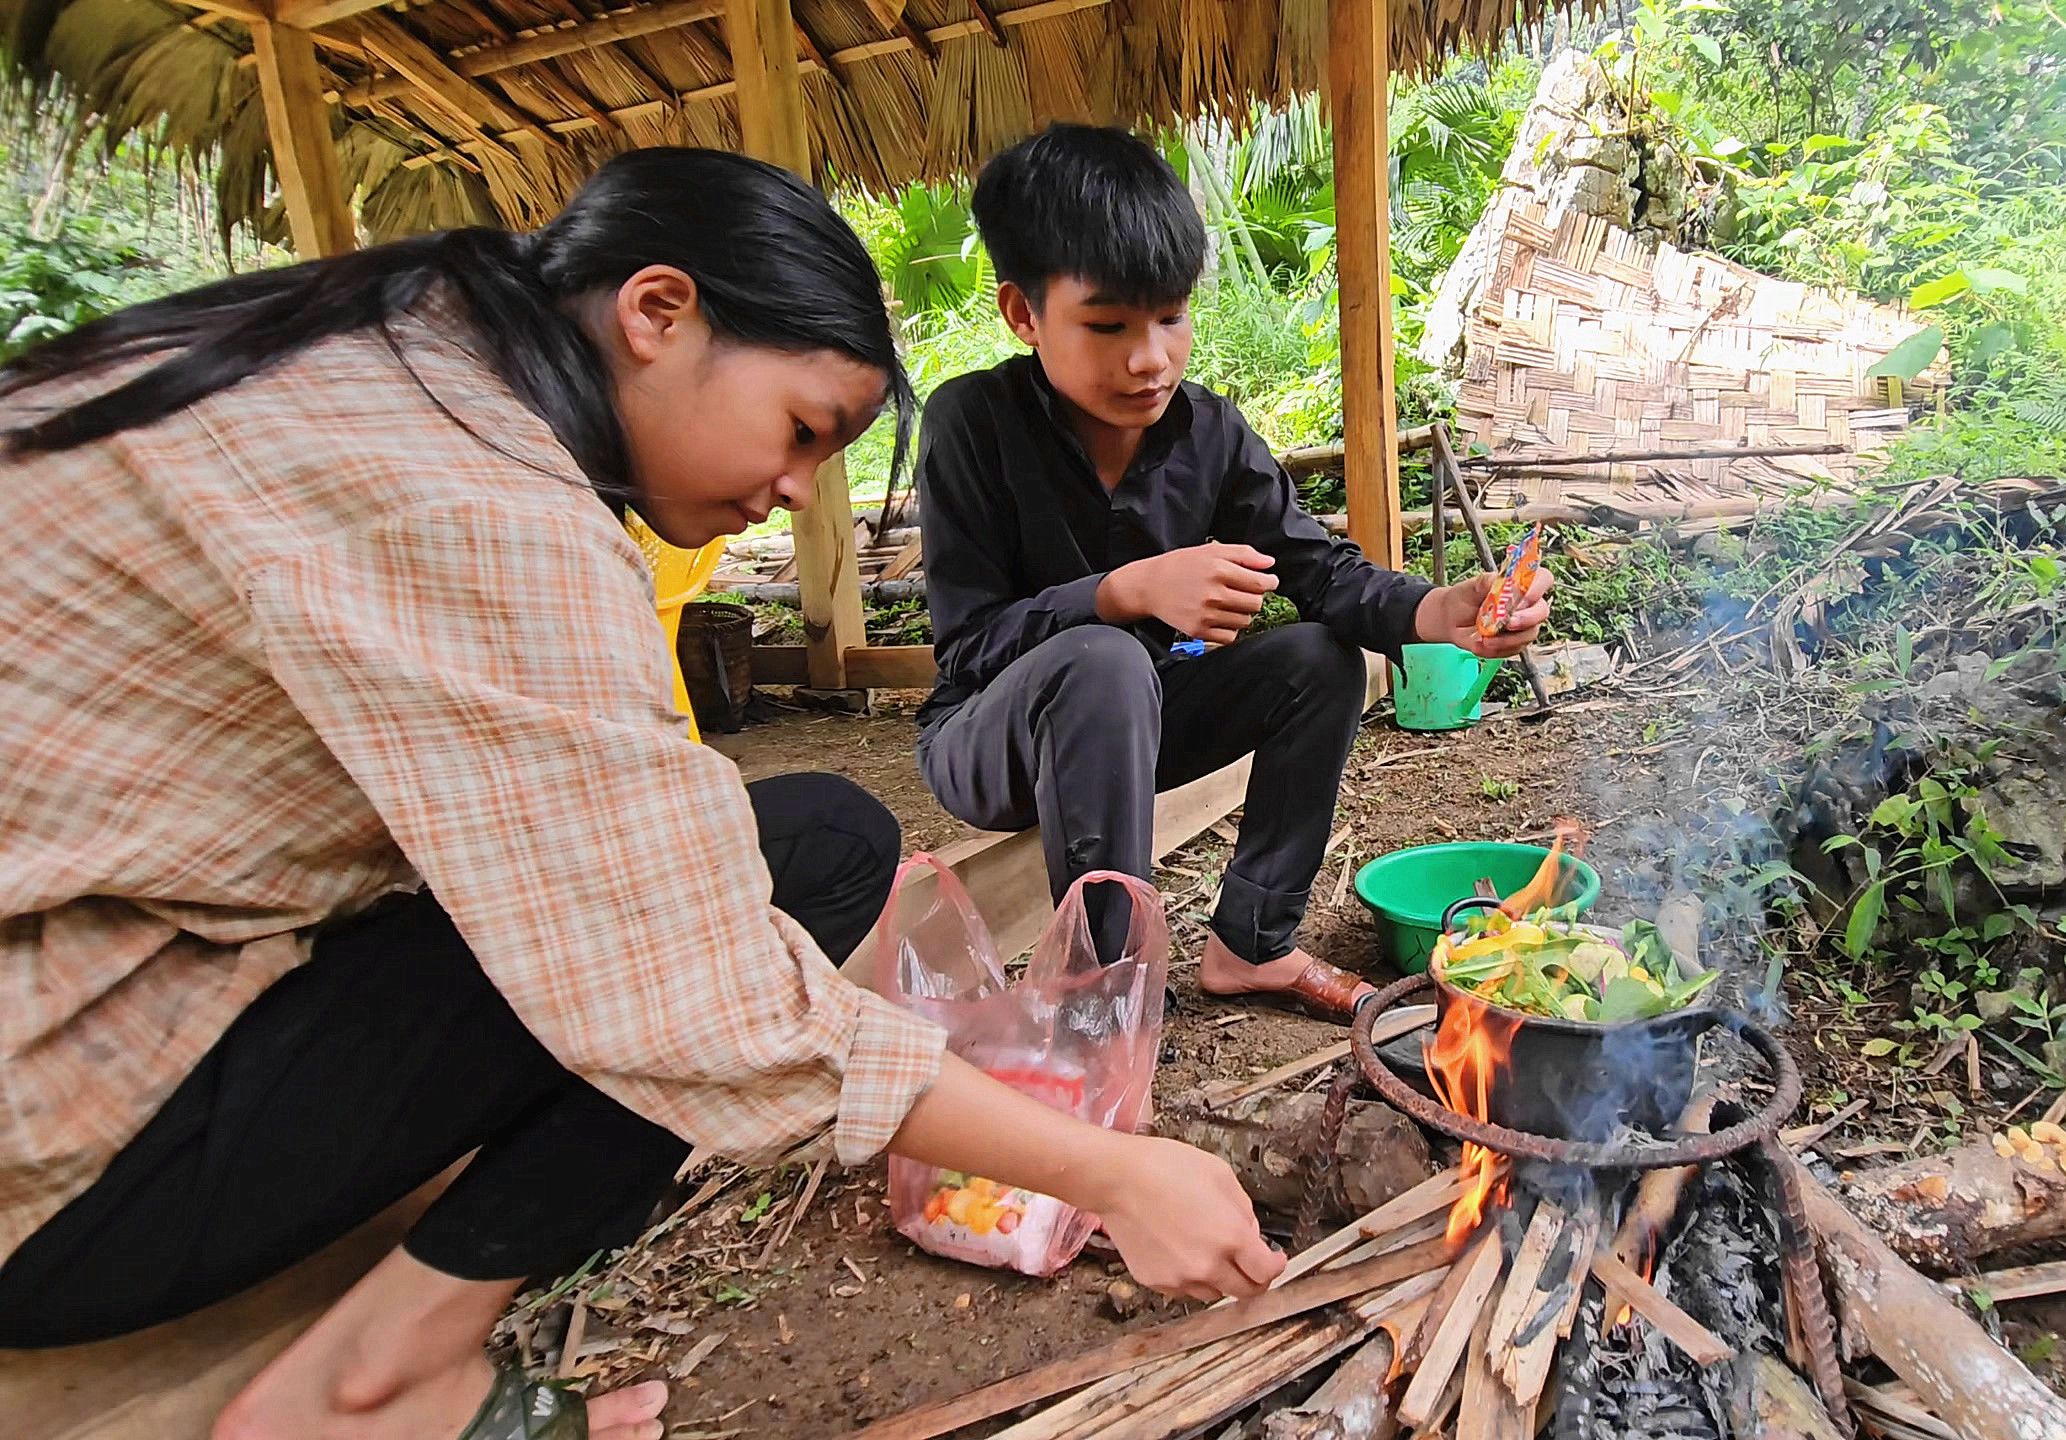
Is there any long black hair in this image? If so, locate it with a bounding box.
[0,148,913,509]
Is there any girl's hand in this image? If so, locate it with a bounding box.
[1085,1133,1286,1303]
[1412,568,1555,659]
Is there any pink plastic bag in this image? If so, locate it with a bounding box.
[859,854,1168,1277]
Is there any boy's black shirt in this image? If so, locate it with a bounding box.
[914,353,1434,727]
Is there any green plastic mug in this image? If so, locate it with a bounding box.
[1394,643,1502,731]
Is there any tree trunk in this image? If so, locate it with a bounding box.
[1787,1154,2066,1440]
[1156,1090,1434,1230]
[1838,1136,2066,1272]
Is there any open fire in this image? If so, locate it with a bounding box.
[1422,1004,1517,1245]
[1378,828,1847,1438]
[1422,823,1585,1246]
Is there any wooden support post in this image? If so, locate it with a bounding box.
[251,20,356,258]
[726,0,867,690]
[1328,0,1403,572]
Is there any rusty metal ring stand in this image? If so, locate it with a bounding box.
[1348,972,1801,1169]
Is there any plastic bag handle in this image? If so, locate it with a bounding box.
[864,852,1007,1002]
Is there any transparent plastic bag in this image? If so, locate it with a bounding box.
[858,854,1169,1276]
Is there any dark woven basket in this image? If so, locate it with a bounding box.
[676,601,755,733]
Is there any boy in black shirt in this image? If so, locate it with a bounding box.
[914,125,1551,1016]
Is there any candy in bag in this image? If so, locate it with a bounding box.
[1476,521,1545,638]
[855,855,1168,1276]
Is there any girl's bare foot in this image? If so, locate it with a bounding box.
[584,1381,670,1440]
[1196,934,1376,1012]
[213,1247,669,1440]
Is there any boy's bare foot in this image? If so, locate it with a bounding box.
[1196,935,1376,1015]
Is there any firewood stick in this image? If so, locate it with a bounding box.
[1280,1166,1467,1287]
[1789,1154,2066,1440]
[1502,1209,1598,1403]
[1262,1329,1404,1440]
[872,1242,1447,1440]
[1553,1211,1599,1340]
[1089,1318,1355,1440]
[1954,1257,2066,1304]
[997,1184,1462,1440]
[1200,1006,1436,1111]
[1398,1229,1505,1429]
[1600,1094,1716,1317]
[1415,1363,1470,1439]
[1358,1168,1485,1238]
[1035,1324,1295,1440]
[1457,1299,1506,1440]
[1485,1203,1565,1362]
[1780,1097,1869,1151]
[1202,1042,1351,1109]
[1400,1226,1495,1374]
[1734,1353,1847,1440]
[1003,1268,1447,1440]
[1843,1379,1957,1440]
[1328,1214,1454,1274]
[1587,1251,1732,1365]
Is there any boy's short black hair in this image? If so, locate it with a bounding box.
[971,124,1207,310]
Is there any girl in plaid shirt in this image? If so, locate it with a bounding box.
[0,150,1282,1439]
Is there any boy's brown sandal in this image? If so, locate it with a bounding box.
[1281,957,1371,1018]
[457,1364,587,1439]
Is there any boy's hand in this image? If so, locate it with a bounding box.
[1414,568,1554,658]
[1097,543,1279,645]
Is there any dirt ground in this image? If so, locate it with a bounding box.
[513,682,2066,1433]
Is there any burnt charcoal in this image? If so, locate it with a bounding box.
[1515,1281,1576,1346]
[1555,1156,1796,1440]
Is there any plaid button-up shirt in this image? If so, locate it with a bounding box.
[0,291,945,1261]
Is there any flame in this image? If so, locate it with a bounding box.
[1423,994,1521,1244]
[1500,818,1590,919]
[1613,1239,1658,1328]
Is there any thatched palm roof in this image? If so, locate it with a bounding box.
[3,0,1580,241]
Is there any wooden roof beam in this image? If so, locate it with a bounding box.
[332,0,720,106]
[179,0,267,23]
[857,0,934,59]
[396,0,1107,158]
[441,0,624,132]
[351,12,571,157]
[793,17,850,91]
[276,0,405,29]
[182,0,376,60]
[965,0,1006,45]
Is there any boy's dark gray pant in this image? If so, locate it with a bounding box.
[918,622,1368,963]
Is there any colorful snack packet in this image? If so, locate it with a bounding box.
[1476,522,1545,638]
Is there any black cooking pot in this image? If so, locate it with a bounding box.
[1429,897,1717,1143]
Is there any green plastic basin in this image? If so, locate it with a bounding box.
[1353,841,1603,975]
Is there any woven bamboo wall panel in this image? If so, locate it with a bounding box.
[1453,202,1937,510]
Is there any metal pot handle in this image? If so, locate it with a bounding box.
[1440,894,1504,933]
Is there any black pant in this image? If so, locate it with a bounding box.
[918,623,1367,963]
[0,773,899,1348]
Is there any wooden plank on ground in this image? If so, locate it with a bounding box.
[850,1239,1452,1440]
[0,1179,447,1440]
